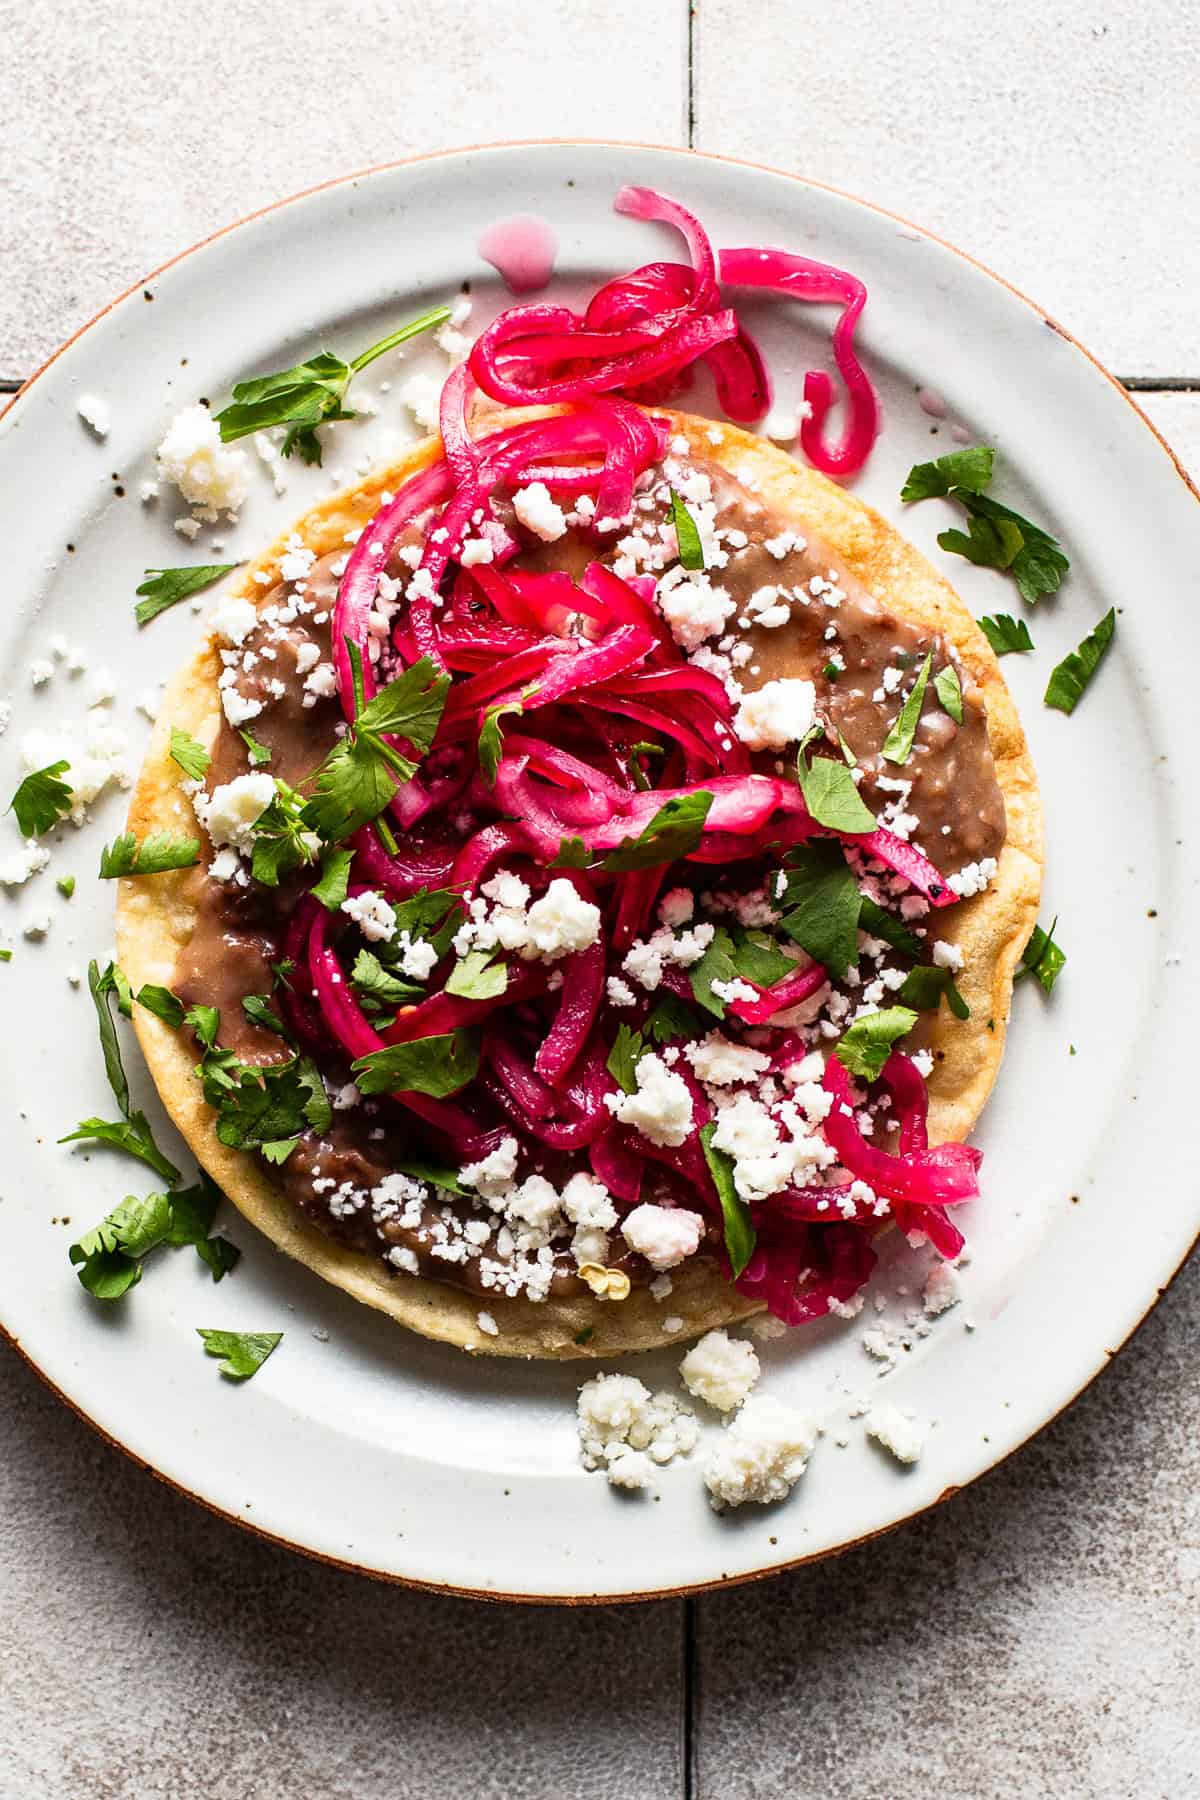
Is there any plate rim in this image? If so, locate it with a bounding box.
[3,136,1197,1605]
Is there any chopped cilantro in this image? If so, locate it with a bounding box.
[8,761,72,837]
[352,1030,481,1098]
[169,727,211,782]
[301,649,450,842]
[979,613,1034,656]
[933,663,964,724]
[606,1024,645,1094]
[777,843,861,979]
[310,843,355,911]
[135,983,186,1028]
[99,831,200,877]
[241,994,289,1036]
[196,1328,282,1380]
[135,565,240,627]
[669,489,705,570]
[1018,917,1066,994]
[240,729,273,767]
[60,961,181,1185]
[900,446,996,501]
[898,963,970,1019]
[478,700,522,786]
[700,1123,755,1279]
[796,736,876,833]
[445,949,507,1000]
[601,791,714,872]
[56,874,76,899]
[1043,609,1116,715]
[881,652,933,765]
[901,446,1068,604]
[834,1006,918,1082]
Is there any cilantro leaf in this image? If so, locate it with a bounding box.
[700,1123,756,1279]
[881,652,933,765]
[445,949,507,1000]
[203,1054,330,1150]
[241,994,289,1036]
[164,1174,240,1281]
[898,963,969,1019]
[602,792,714,872]
[643,994,703,1043]
[688,928,740,1019]
[351,1030,481,1098]
[1044,609,1116,715]
[392,1156,471,1196]
[350,949,424,1016]
[938,513,1024,571]
[551,837,593,868]
[248,782,318,887]
[778,843,862,979]
[57,875,76,899]
[901,446,996,502]
[68,1191,174,1299]
[240,729,273,767]
[214,304,449,463]
[979,613,1035,656]
[186,1002,221,1049]
[478,700,522,786]
[933,663,964,724]
[59,1115,182,1186]
[196,1328,282,1380]
[727,926,794,989]
[1018,917,1066,994]
[857,897,922,959]
[310,844,355,911]
[9,761,72,836]
[958,492,1069,603]
[169,727,211,782]
[796,741,877,833]
[834,1006,918,1082]
[99,831,200,877]
[607,1024,645,1094]
[86,960,131,1111]
[301,655,450,843]
[669,489,705,570]
[135,565,240,627]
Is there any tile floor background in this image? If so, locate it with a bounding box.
[2,2,1197,1793]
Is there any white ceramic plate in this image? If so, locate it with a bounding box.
[1,142,1195,1601]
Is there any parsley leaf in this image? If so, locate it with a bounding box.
[445,949,506,1000]
[1018,917,1066,994]
[933,663,964,724]
[478,700,522,786]
[99,831,200,877]
[669,489,706,569]
[607,1024,645,1094]
[9,761,72,836]
[351,1031,481,1099]
[797,739,877,832]
[135,565,240,627]
[310,844,354,911]
[700,1124,756,1279]
[898,963,970,1019]
[214,304,449,463]
[196,1328,282,1380]
[834,1006,918,1082]
[1043,609,1116,715]
[901,446,996,502]
[979,613,1035,656]
[882,652,933,765]
[302,653,450,842]
[169,727,211,782]
[778,843,861,978]
[602,792,714,872]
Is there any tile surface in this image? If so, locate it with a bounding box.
[0,1349,684,1800]
[0,0,687,379]
[694,0,1200,375]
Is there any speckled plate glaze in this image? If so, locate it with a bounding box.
[1,142,1196,1601]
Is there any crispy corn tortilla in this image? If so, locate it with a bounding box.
[117,408,1043,1359]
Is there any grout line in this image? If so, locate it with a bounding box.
[1119,377,1200,392]
[682,1594,697,1799]
[686,0,697,148]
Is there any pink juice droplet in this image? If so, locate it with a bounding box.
[477,213,558,295]
[917,385,947,419]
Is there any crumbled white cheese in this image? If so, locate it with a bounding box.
[866,1403,924,1465]
[733,678,816,750]
[340,890,396,943]
[23,914,51,940]
[512,482,568,543]
[577,1373,698,1486]
[606,1052,693,1147]
[658,886,695,928]
[459,1136,520,1198]
[195,772,275,851]
[19,716,133,824]
[77,392,110,438]
[932,938,964,971]
[621,1203,705,1271]
[0,842,50,888]
[606,976,636,1008]
[655,567,737,651]
[685,1031,771,1087]
[522,878,601,959]
[29,660,54,688]
[946,856,997,899]
[702,1395,819,1508]
[459,537,494,567]
[400,373,442,431]
[680,1330,761,1413]
[209,595,259,646]
[476,1311,499,1338]
[605,1448,654,1491]
[922,1262,961,1316]
[157,403,250,515]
